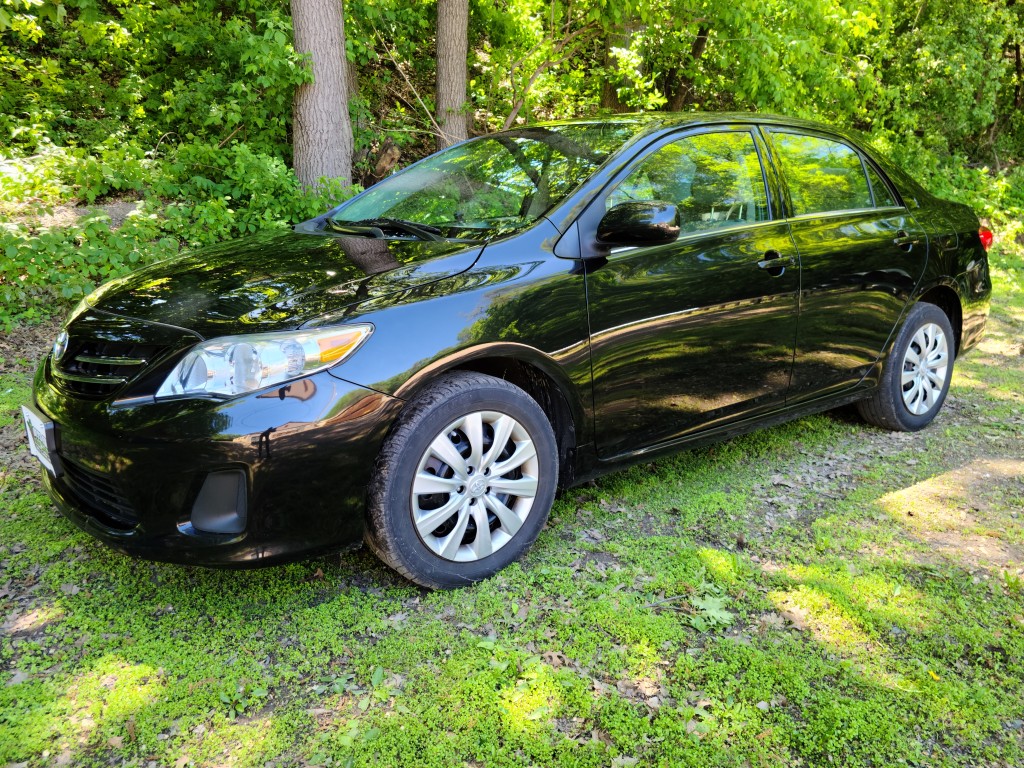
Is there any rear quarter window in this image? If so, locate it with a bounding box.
[865,163,898,207]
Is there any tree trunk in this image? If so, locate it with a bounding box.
[291,0,354,187]
[436,0,469,149]
[341,237,400,276]
[664,26,709,111]
[599,31,631,113]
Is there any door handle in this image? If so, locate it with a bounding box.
[893,230,920,251]
[757,250,793,276]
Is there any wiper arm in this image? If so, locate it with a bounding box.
[327,217,444,242]
[360,218,444,241]
[324,220,386,238]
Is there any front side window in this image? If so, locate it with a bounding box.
[607,130,770,235]
[772,132,872,215]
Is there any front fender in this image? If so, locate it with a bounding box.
[315,222,595,447]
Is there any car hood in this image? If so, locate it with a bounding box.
[83,230,484,338]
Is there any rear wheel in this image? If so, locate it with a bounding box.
[366,371,558,588]
[857,302,955,431]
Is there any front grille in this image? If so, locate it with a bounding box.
[60,458,139,530]
[53,340,168,398]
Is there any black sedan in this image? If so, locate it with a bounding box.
[23,114,992,588]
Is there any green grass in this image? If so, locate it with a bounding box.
[1,247,1022,767]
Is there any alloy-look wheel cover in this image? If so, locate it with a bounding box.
[411,410,540,562]
[901,322,949,416]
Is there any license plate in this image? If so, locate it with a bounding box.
[21,405,62,477]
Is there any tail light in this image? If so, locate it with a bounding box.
[979,226,993,251]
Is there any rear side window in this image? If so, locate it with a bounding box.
[607,130,770,234]
[772,132,872,215]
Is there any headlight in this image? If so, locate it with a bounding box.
[155,325,372,399]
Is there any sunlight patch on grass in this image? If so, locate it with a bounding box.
[975,327,1023,357]
[876,458,1024,572]
[950,367,1024,401]
[621,636,667,681]
[783,563,936,630]
[769,585,873,652]
[697,547,746,586]
[766,584,927,694]
[989,300,1024,327]
[61,657,163,748]
[499,660,563,736]
[3,602,65,635]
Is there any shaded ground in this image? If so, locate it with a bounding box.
[0,252,1021,767]
[4,199,144,231]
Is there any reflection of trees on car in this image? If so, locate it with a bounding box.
[608,132,769,231]
[772,133,872,215]
[334,123,642,235]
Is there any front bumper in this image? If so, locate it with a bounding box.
[34,361,403,566]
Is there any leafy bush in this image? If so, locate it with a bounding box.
[1,210,177,328]
[0,140,355,329]
[2,0,1021,332]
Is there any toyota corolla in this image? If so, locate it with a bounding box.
[23,113,991,588]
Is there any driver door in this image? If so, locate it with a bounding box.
[583,128,801,458]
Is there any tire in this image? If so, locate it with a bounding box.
[857,302,955,432]
[365,371,558,589]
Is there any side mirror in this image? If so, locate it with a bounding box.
[597,201,679,247]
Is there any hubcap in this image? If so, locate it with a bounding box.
[411,410,540,562]
[901,322,949,416]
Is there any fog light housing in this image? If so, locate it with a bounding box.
[191,470,247,534]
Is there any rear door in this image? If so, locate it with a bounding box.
[583,127,800,458]
[764,129,928,403]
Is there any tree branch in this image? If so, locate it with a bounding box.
[502,23,599,130]
[375,28,444,138]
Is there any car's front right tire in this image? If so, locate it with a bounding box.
[365,371,558,589]
[857,301,955,432]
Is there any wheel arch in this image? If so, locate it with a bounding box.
[392,343,586,486]
[915,281,963,356]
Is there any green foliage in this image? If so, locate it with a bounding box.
[881,0,1019,155]
[219,682,270,719]
[1,0,1022,330]
[1,259,1023,763]
[0,141,354,328]
[1,210,177,328]
[0,0,308,155]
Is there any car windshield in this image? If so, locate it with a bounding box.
[330,122,644,240]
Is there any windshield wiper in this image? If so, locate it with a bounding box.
[327,217,444,242]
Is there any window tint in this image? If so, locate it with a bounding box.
[772,132,872,215]
[865,163,897,207]
[607,131,769,234]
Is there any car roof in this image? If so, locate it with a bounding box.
[526,111,863,144]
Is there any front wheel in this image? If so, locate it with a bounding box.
[857,302,955,431]
[366,371,558,589]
